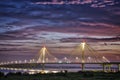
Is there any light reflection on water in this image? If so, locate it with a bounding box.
[0,64,119,75]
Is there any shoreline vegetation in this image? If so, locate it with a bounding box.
[0,71,120,80]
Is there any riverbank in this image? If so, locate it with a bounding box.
[0,71,120,80]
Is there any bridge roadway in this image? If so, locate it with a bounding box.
[25,62,120,64]
[0,62,120,65]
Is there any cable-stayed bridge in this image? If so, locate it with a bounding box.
[0,42,120,73]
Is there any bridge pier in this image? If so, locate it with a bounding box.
[118,64,120,71]
[81,63,85,71]
[105,64,111,72]
[41,63,45,73]
[103,64,105,72]
[107,64,111,72]
[103,63,113,72]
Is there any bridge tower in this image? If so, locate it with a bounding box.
[81,42,85,71]
[37,44,58,73]
[37,46,47,73]
[70,41,110,71]
[38,46,47,63]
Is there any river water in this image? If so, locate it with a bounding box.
[0,64,119,74]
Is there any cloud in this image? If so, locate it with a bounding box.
[0,21,119,41]
[0,0,120,61]
[60,36,120,43]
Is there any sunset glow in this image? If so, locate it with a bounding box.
[0,0,120,62]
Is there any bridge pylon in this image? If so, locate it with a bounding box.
[37,45,58,73]
[81,42,85,71]
[70,41,110,71]
[38,46,47,73]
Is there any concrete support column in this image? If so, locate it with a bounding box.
[81,63,85,71]
[103,64,105,72]
[41,63,45,73]
[118,64,120,71]
[108,64,111,72]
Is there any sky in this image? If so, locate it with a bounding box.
[0,0,120,62]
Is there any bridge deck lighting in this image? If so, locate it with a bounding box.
[75,57,79,60]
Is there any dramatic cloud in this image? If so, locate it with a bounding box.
[0,0,120,62]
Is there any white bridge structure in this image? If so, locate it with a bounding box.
[0,42,120,73]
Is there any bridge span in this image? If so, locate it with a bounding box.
[0,42,120,73]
